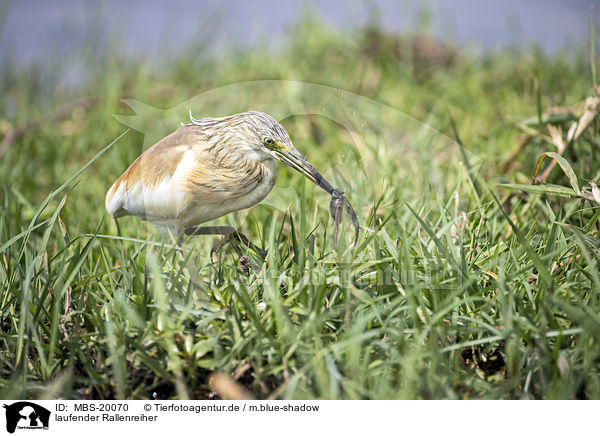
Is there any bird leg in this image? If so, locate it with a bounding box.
[183,225,267,260]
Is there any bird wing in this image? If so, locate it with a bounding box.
[105,126,205,221]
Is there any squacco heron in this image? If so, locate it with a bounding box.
[106,111,358,257]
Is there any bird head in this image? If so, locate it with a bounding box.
[245,111,337,195]
[189,111,336,195]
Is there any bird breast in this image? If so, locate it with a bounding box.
[174,150,278,229]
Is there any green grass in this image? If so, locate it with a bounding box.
[1,16,600,399]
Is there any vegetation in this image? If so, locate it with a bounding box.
[1,14,599,399]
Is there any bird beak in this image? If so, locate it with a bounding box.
[272,143,360,247]
[272,146,335,195]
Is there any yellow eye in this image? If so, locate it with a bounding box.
[263,137,274,146]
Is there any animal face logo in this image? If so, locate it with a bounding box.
[2,402,50,433]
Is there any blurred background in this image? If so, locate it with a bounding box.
[1,0,596,99]
[1,0,595,67]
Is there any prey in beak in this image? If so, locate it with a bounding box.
[267,138,360,249]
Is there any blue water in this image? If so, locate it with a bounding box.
[0,0,597,68]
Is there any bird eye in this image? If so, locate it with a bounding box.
[263,137,274,146]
